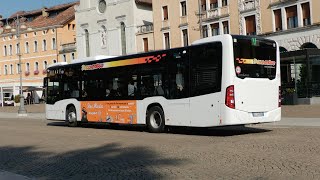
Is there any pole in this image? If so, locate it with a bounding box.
[17,14,27,115]
[198,0,203,38]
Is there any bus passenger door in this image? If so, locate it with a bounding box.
[165,48,191,126]
[189,42,223,127]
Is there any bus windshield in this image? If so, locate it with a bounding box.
[233,37,277,80]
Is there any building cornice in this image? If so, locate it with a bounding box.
[260,23,320,37]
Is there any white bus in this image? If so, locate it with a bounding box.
[44,35,281,132]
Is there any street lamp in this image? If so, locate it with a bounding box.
[6,14,32,115]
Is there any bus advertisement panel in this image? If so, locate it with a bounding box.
[80,100,137,124]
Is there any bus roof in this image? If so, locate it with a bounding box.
[47,55,117,69]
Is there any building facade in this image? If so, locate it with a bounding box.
[75,0,153,58]
[153,0,320,50]
[152,0,320,103]
[0,2,78,106]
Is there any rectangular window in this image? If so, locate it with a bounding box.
[245,15,256,35]
[274,9,282,31]
[223,21,229,34]
[143,38,148,52]
[286,5,298,29]
[182,29,188,46]
[211,23,219,36]
[163,6,168,20]
[190,42,223,96]
[302,2,311,26]
[181,1,187,16]
[233,37,277,80]
[164,33,170,49]
[222,0,228,6]
[201,0,206,11]
[202,25,208,38]
[210,0,218,9]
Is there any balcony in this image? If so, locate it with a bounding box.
[59,42,76,54]
[240,0,257,13]
[137,24,153,35]
[203,6,230,21]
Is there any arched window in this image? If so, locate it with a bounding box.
[9,45,13,55]
[26,63,30,72]
[10,64,13,74]
[300,42,318,49]
[25,42,29,53]
[52,38,56,49]
[3,45,7,56]
[16,43,19,54]
[53,59,57,64]
[35,62,39,71]
[120,22,126,55]
[279,46,288,53]
[43,39,47,51]
[101,25,107,48]
[85,29,90,57]
[17,64,21,74]
[44,61,48,69]
[4,65,8,75]
[34,41,38,52]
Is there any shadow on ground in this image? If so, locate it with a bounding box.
[0,143,183,179]
[47,121,271,137]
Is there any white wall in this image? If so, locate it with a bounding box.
[76,0,152,58]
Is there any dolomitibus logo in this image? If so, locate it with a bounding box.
[82,63,104,71]
[236,58,276,66]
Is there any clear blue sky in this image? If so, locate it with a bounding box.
[0,0,78,18]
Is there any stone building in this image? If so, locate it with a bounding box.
[152,0,320,103]
[0,2,78,106]
[75,0,153,58]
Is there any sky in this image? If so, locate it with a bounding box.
[0,0,78,18]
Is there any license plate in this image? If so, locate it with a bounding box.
[252,112,264,117]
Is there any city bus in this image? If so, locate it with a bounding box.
[44,34,281,133]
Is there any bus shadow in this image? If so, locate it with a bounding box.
[47,121,271,137]
[166,125,272,137]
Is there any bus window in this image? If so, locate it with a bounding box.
[233,38,276,79]
[167,48,189,99]
[190,42,222,97]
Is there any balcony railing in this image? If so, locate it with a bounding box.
[240,0,257,12]
[204,6,229,20]
[137,24,153,34]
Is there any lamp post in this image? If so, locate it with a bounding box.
[6,14,32,115]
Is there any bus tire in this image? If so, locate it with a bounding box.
[66,106,78,127]
[146,106,165,133]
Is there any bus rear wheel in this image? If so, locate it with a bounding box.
[146,106,165,133]
[66,106,78,127]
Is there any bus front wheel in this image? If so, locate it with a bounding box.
[66,106,78,127]
[146,106,165,133]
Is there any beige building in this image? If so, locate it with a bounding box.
[0,2,78,106]
[152,0,320,103]
[153,0,320,50]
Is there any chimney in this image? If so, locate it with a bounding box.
[42,7,49,17]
